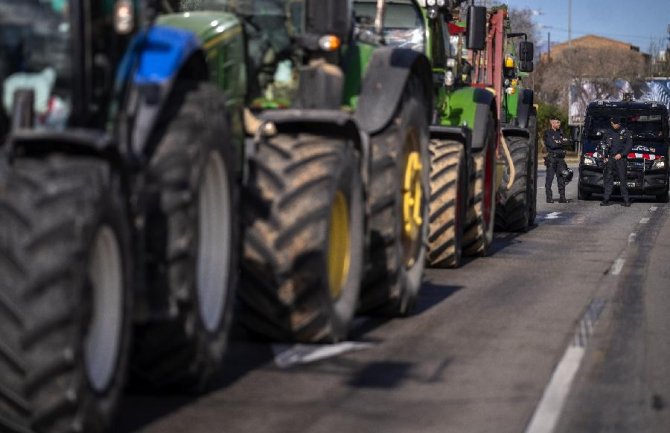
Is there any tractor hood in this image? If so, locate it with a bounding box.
[157,11,241,44]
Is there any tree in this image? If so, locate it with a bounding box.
[535,46,648,107]
[508,7,540,47]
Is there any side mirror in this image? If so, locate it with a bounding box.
[519,60,533,73]
[305,0,350,42]
[466,6,486,50]
[518,41,534,62]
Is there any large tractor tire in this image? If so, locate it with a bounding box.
[426,140,468,268]
[132,81,239,392]
[0,156,131,433]
[359,75,429,316]
[495,135,531,232]
[240,133,364,343]
[463,113,497,256]
[528,108,538,225]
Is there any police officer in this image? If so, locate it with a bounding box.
[543,117,568,203]
[600,116,633,207]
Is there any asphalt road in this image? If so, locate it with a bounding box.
[116,164,670,433]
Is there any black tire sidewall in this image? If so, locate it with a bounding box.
[326,144,364,339]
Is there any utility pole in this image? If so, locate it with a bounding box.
[548,32,551,61]
[568,0,572,49]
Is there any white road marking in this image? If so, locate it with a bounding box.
[650,207,658,212]
[525,299,605,433]
[628,232,637,243]
[545,212,562,220]
[610,258,625,276]
[640,217,650,224]
[272,342,375,368]
[525,346,586,433]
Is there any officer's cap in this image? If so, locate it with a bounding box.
[610,116,622,123]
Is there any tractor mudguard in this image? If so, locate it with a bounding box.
[8,130,124,169]
[354,47,432,135]
[256,109,370,188]
[430,125,472,152]
[516,89,533,129]
[471,87,496,152]
[501,125,530,140]
[118,25,207,156]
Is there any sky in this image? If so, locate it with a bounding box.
[488,0,670,55]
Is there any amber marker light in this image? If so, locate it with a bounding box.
[318,35,342,52]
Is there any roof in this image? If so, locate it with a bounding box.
[586,100,669,113]
[551,34,644,53]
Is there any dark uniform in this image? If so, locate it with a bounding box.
[543,128,568,202]
[601,124,634,205]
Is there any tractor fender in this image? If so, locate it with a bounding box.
[9,130,125,170]
[254,109,371,237]
[354,47,432,135]
[471,88,497,152]
[255,109,370,190]
[429,125,472,151]
[118,25,208,157]
[501,125,530,140]
[516,89,534,129]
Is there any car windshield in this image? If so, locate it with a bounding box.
[0,0,71,126]
[585,109,667,141]
[353,1,425,52]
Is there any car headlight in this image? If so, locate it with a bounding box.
[652,159,666,170]
[426,0,436,5]
[582,156,597,166]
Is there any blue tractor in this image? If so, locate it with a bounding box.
[0,0,238,431]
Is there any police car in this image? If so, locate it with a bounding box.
[578,100,669,202]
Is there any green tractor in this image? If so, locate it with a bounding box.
[161,0,434,340]
[0,0,241,431]
[354,0,499,266]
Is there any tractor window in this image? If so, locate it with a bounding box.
[0,0,72,129]
[429,16,447,67]
[353,1,425,52]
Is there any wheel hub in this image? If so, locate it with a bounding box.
[85,225,123,393]
[328,190,350,300]
[402,150,423,241]
[197,151,232,333]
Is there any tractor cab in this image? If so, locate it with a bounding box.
[353,0,425,52]
[0,0,134,137]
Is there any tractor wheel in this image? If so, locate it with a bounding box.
[528,108,538,225]
[0,156,131,433]
[132,81,239,392]
[426,140,467,268]
[495,135,531,232]
[359,75,429,316]
[463,113,497,256]
[240,134,364,342]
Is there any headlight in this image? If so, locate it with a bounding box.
[652,159,666,170]
[427,0,437,5]
[582,156,597,166]
[437,0,446,6]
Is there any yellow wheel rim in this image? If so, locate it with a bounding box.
[402,150,423,243]
[328,191,350,300]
